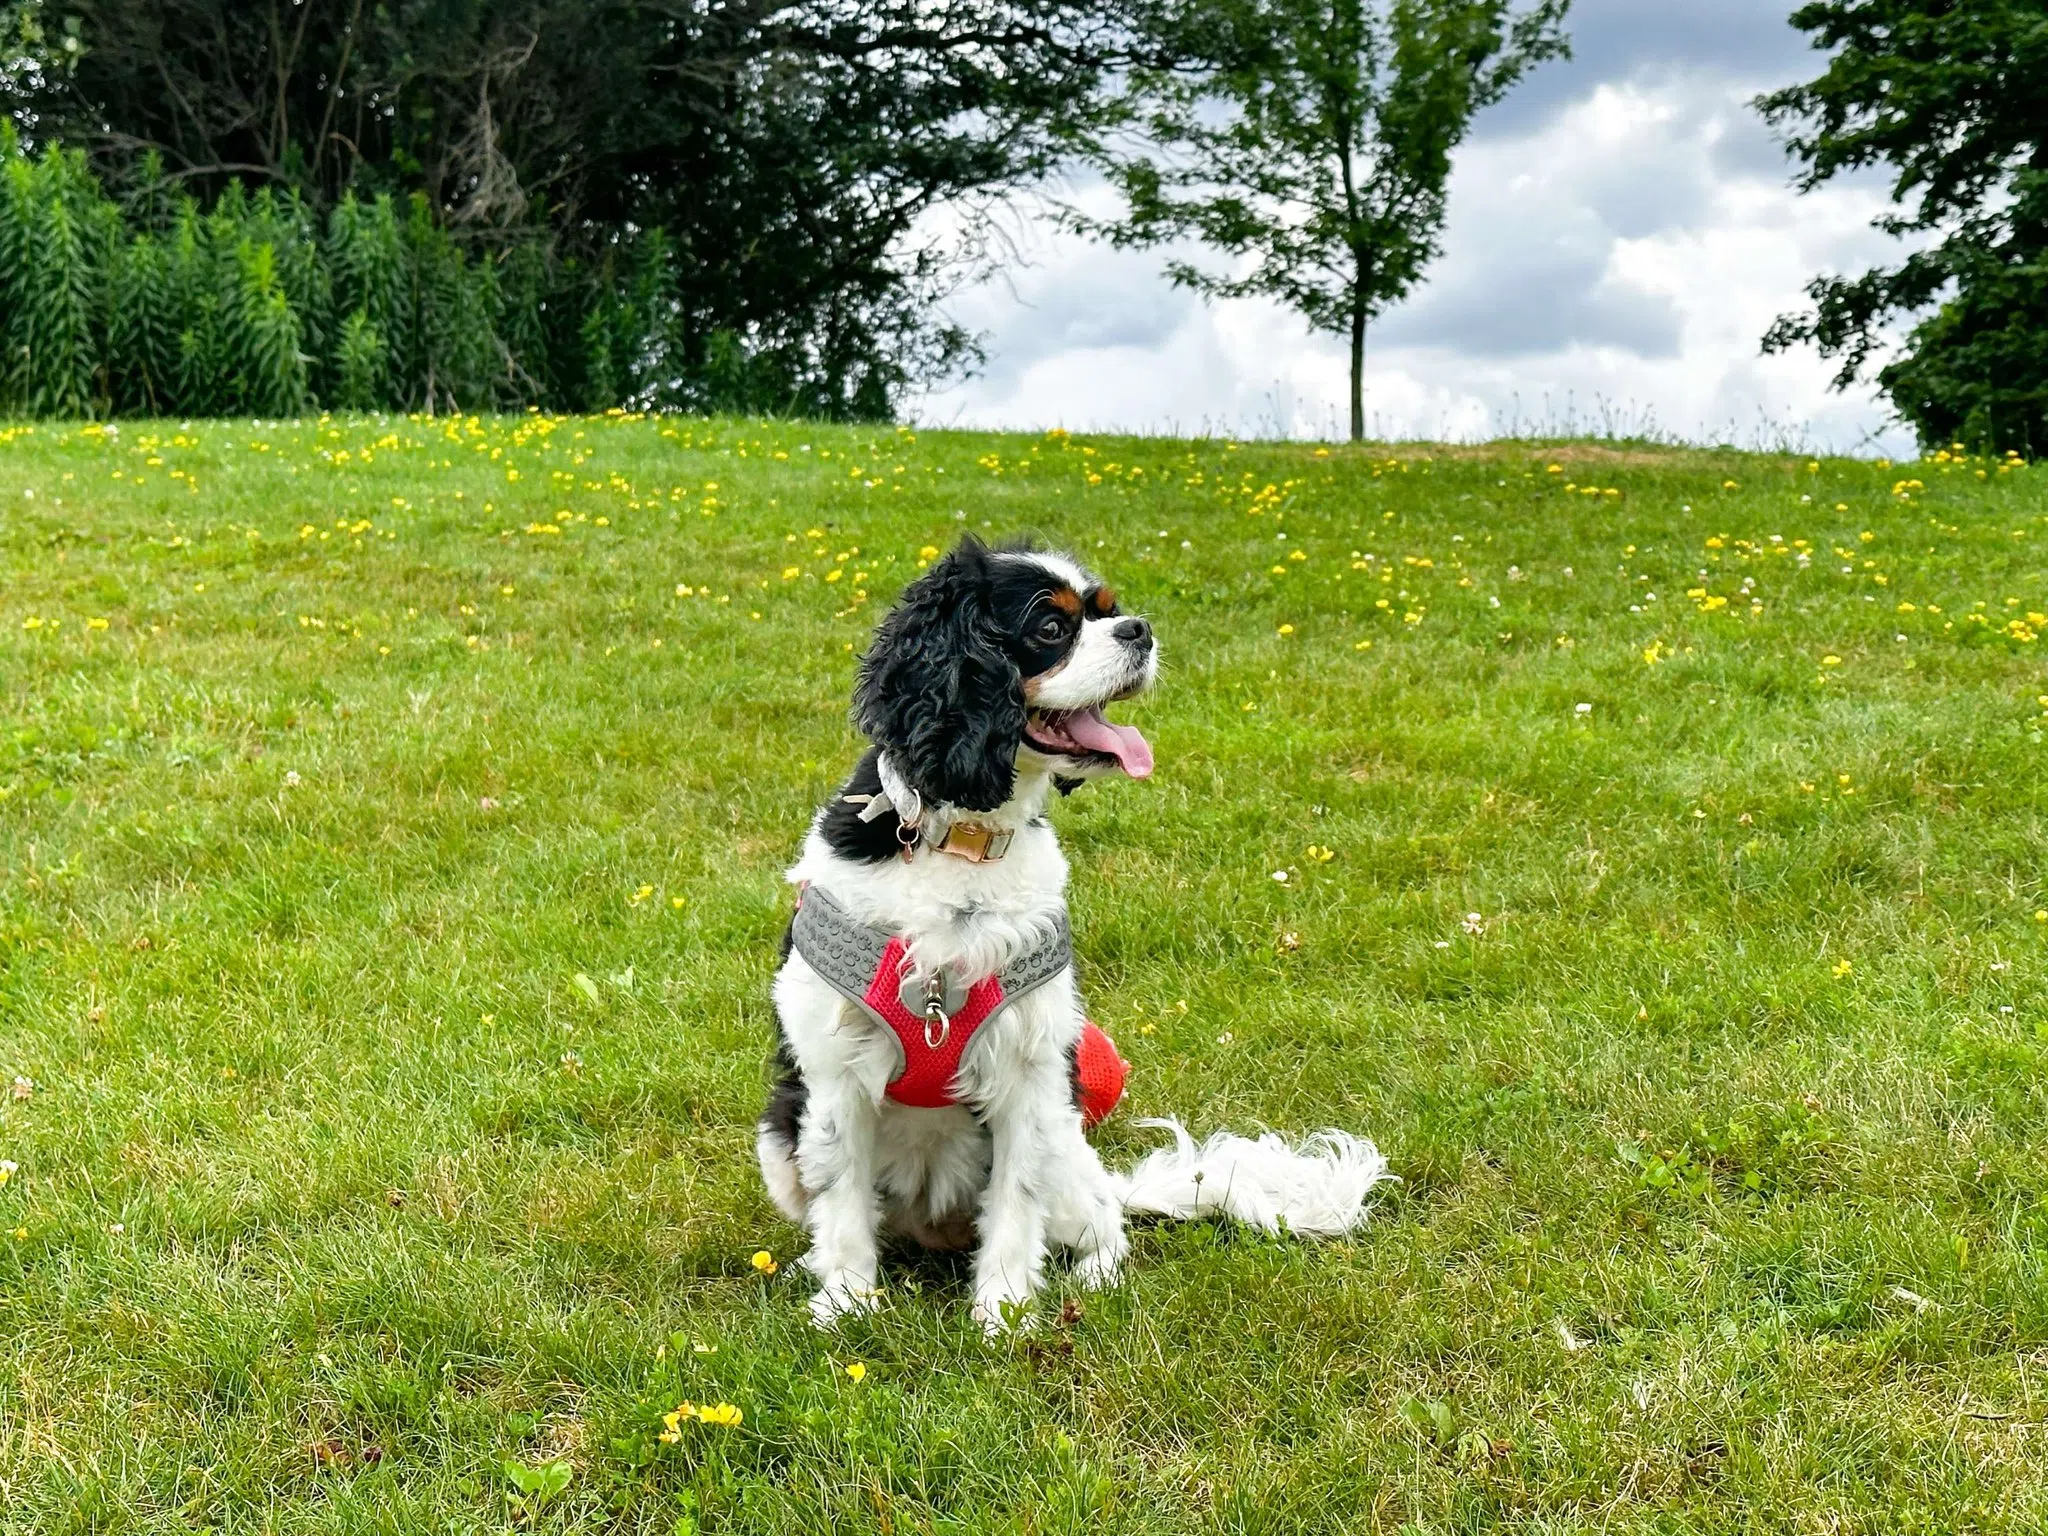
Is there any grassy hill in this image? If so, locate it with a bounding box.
[2,414,2046,1532]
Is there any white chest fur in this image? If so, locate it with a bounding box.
[787,777,1071,982]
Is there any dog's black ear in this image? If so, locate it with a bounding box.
[855,536,1025,812]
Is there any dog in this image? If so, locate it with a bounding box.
[757,537,1388,1330]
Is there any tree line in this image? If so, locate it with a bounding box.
[0,0,1115,421]
[0,0,2041,450]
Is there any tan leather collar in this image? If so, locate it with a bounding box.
[840,789,1015,863]
[927,820,1014,863]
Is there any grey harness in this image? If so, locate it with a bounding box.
[789,884,1074,1105]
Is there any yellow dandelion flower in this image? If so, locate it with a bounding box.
[697,1403,743,1427]
[845,1362,867,1381]
[1831,959,1853,978]
[1277,624,1294,636]
[751,1249,778,1275]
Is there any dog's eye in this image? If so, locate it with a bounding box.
[1034,614,1069,644]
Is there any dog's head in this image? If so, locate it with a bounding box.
[854,538,1157,812]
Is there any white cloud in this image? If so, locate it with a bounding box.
[914,56,1917,457]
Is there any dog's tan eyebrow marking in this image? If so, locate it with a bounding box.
[1086,586,1118,616]
[1048,586,1082,615]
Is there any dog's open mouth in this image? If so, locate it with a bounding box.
[1025,706,1153,778]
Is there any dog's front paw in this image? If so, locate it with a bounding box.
[808,1279,881,1330]
[1073,1246,1125,1290]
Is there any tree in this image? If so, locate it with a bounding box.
[1759,1,2048,453]
[0,2,82,109]
[13,0,1138,419]
[1081,0,1569,442]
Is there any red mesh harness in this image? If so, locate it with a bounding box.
[791,884,1126,1122]
[860,935,1008,1108]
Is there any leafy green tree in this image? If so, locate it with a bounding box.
[1760,0,2048,452]
[0,1,82,104]
[1083,0,1569,441]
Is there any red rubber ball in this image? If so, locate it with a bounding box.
[1075,1021,1129,1128]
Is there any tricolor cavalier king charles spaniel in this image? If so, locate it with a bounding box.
[760,537,1387,1330]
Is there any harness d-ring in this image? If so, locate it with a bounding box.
[921,974,951,1050]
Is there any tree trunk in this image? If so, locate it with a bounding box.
[1348,300,1366,443]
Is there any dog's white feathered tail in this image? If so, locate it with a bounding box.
[1107,1118,1393,1236]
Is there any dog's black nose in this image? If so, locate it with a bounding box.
[1113,617,1152,649]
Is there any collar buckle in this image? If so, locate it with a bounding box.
[932,821,1012,863]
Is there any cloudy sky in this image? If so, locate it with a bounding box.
[914,0,1915,455]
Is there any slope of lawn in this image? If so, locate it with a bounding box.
[2,413,2046,1533]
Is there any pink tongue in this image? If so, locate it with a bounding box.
[1060,707,1154,779]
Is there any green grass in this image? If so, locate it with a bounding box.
[2,413,2046,1533]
